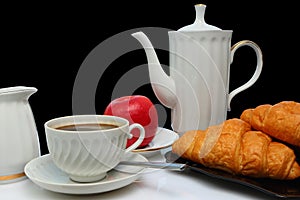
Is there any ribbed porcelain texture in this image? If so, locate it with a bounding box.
[44,115,139,182]
[46,129,127,182]
[0,87,40,183]
[131,4,263,134]
[168,31,232,132]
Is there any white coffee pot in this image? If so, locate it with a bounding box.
[0,86,40,183]
[132,4,263,133]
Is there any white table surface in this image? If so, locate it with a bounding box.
[1,149,277,200]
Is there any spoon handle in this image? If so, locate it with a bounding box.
[119,161,186,171]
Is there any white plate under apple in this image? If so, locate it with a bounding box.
[132,127,179,157]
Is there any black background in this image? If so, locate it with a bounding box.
[1,1,299,155]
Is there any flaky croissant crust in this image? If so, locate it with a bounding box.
[172,118,300,180]
[241,101,300,147]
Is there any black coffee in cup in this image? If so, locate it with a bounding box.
[55,123,118,131]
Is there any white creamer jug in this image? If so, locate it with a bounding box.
[132,4,263,133]
[0,86,40,183]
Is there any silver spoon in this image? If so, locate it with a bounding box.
[118,161,186,171]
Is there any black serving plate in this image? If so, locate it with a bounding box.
[165,151,300,199]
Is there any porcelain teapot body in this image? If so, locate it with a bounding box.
[0,86,40,183]
[132,5,263,133]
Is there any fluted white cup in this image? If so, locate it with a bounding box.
[45,115,145,183]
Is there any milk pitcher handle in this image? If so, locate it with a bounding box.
[227,40,263,111]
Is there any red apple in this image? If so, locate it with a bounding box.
[104,95,158,148]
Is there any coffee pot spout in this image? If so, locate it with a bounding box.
[132,32,177,108]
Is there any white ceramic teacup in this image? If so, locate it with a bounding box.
[45,115,145,183]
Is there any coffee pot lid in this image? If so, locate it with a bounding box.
[178,4,221,31]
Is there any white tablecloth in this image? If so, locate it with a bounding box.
[1,149,275,200]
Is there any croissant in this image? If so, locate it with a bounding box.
[172,118,300,180]
[240,101,300,147]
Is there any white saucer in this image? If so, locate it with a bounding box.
[132,127,179,157]
[24,153,147,195]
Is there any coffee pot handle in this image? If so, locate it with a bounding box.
[227,40,263,111]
